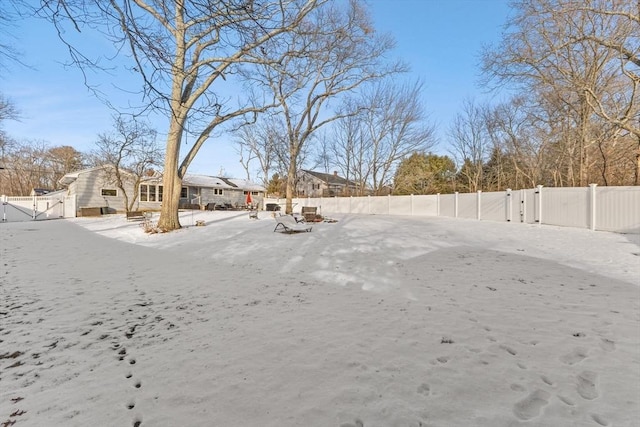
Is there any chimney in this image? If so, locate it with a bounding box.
[333,171,338,176]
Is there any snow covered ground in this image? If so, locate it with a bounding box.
[1,211,638,427]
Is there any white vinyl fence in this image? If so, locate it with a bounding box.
[265,185,640,234]
[1,194,76,222]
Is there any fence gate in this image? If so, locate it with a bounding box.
[1,195,75,222]
[513,188,539,224]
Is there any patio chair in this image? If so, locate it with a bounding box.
[274,215,313,233]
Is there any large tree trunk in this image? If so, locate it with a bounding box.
[285,155,297,214]
[157,118,184,231]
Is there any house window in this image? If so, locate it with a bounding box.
[214,188,223,195]
[101,188,117,197]
[181,187,188,198]
[140,184,162,202]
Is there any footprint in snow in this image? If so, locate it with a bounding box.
[513,389,550,420]
[577,371,599,400]
[560,347,588,365]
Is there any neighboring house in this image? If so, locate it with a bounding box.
[58,166,266,215]
[296,169,358,197]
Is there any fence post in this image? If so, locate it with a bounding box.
[477,190,482,220]
[535,185,543,224]
[589,183,598,231]
[1,195,6,222]
[388,194,391,215]
[506,189,512,222]
[454,192,459,218]
[32,195,37,220]
[436,193,440,217]
[410,194,414,216]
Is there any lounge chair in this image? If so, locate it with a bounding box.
[274,215,313,233]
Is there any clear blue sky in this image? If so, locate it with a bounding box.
[1,0,511,179]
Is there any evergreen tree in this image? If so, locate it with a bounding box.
[266,173,286,197]
[393,153,456,195]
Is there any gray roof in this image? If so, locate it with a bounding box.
[181,174,266,192]
[300,169,355,186]
[183,174,235,189]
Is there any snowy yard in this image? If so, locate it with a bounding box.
[1,211,638,427]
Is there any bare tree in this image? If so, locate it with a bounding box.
[0,93,86,196]
[484,96,548,189]
[571,1,640,184]
[330,100,369,195]
[235,117,287,187]
[92,116,163,213]
[448,99,490,192]
[0,94,19,176]
[568,1,639,139]
[1,147,85,197]
[0,94,18,123]
[44,145,85,185]
[242,0,404,212]
[1,95,87,194]
[0,1,21,70]
[37,0,323,230]
[236,134,258,182]
[0,140,54,195]
[357,80,436,195]
[481,0,639,186]
[314,131,333,175]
